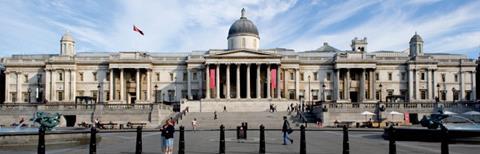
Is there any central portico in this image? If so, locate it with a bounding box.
[204,50,281,100]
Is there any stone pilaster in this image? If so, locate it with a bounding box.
[257,64,261,98]
[226,64,231,99]
[247,64,251,99]
[236,64,240,99]
[267,64,271,99]
[216,64,220,99]
[187,69,192,100]
[136,69,140,102]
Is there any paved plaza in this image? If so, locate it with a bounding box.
[1,129,479,154]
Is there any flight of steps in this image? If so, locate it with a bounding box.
[177,111,298,129]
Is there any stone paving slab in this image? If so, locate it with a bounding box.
[0,130,479,154]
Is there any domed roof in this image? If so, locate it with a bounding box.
[410,32,423,43]
[61,31,75,42]
[228,8,259,39]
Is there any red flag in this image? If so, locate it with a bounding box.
[271,68,277,89]
[133,25,144,36]
[209,68,216,89]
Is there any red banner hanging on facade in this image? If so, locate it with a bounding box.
[404,112,410,124]
[209,68,215,89]
[271,68,277,89]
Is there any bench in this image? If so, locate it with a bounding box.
[100,121,118,129]
[334,121,354,128]
[78,122,92,128]
[126,122,147,129]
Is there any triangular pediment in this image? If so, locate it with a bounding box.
[208,49,277,58]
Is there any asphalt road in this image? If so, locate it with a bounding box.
[1,130,479,154]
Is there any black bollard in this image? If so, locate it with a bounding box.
[441,126,449,154]
[219,125,225,154]
[37,127,45,154]
[259,125,265,154]
[300,125,306,154]
[179,126,185,154]
[90,127,97,154]
[136,126,142,154]
[388,125,396,154]
[342,125,349,154]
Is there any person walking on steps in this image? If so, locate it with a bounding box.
[282,116,294,145]
[192,118,198,132]
[214,111,217,120]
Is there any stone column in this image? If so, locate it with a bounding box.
[5,72,9,102]
[226,64,231,99]
[335,69,340,101]
[267,64,271,99]
[247,64,251,99]
[415,69,419,100]
[45,70,50,101]
[187,69,192,100]
[432,69,436,100]
[257,64,261,98]
[236,64,240,99]
[120,68,125,102]
[51,71,56,101]
[109,69,114,101]
[64,70,69,101]
[408,69,414,101]
[460,71,465,101]
[295,69,300,100]
[346,69,350,100]
[216,64,220,99]
[427,69,431,100]
[276,65,281,99]
[71,70,76,102]
[136,69,140,102]
[16,72,21,102]
[360,69,365,101]
[472,71,476,101]
[206,65,210,99]
[371,70,376,100]
[147,69,151,101]
[283,69,288,99]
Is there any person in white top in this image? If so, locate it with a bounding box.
[192,118,198,132]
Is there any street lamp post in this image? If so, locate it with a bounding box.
[97,85,101,104]
[436,84,440,102]
[452,87,456,102]
[379,84,383,102]
[154,84,158,104]
[27,88,31,103]
[322,84,326,102]
[162,93,165,104]
[175,76,178,102]
[37,75,41,103]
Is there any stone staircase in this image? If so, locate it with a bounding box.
[176,111,299,129]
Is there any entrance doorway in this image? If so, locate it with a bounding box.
[64,115,76,127]
[350,92,358,102]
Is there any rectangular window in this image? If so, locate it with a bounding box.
[466,91,472,100]
[58,91,64,101]
[401,72,405,81]
[421,72,425,80]
[312,90,319,100]
[454,74,458,82]
[24,74,28,83]
[59,72,63,81]
[388,72,392,81]
[441,74,446,82]
[441,91,446,100]
[453,90,459,101]
[326,72,331,81]
[156,73,160,81]
[376,90,381,100]
[22,92,28,102]
[420,90,426,100]
[93,72,97,81]
[11,92,17,102]
[92,90,98,102]
[314,72,318,80]
[290,72,294,80]
[79,72,84,81]
[170,73,174,81]
[183,72,188,81]
[300,73,304,81]
[376,73,379,81]
[387,90,394,96]
[193,72,197,80]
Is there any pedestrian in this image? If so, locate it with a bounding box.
[192,118,198,132]
[223,106,227,112]
[214,111,217,120]
[282,116,293,145]
[164,120,175,154]
[160,120,169,153]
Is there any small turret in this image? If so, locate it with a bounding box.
[409,32,424,57]
[60,31,75,56]
[351,37,367,52]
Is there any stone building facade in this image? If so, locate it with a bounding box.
[1,9,477,104]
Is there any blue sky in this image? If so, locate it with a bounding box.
[0,0,479,58]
